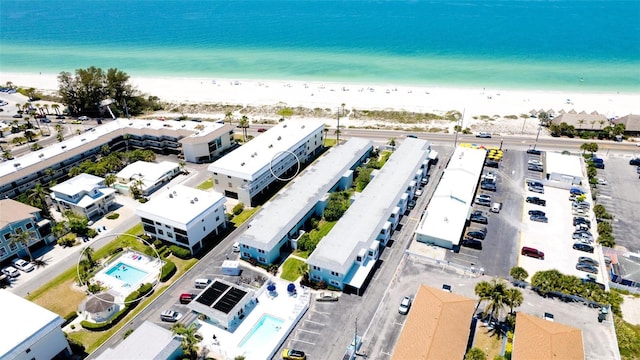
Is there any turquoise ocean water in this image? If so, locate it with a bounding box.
[0,0,639,92]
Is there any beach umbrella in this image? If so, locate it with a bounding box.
[579,110,587,115]
[267,284,276,292]
[287,283,296,293]
[568,109,577,114]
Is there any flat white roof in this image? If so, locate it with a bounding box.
[50,173,104,196]
[116,160,179,190]
[95,321,180,360]
[0,290,64,358]
[546,152,584,179]
[0,118,227,181]
[207,119,324,180]
[238,138,373,250]
[308,138,430,275]
[135,184,225,227]
[416,146,486,246]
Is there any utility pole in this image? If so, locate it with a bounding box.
[453,108,465,147]
[533,125,542,149]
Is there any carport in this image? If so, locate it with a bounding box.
[546,152,583,185]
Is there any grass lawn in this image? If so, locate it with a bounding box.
[231,207,260,227]
[280,257,307,282]
[196,178,213,190]
[473,323,504,359]
[325,138,337,147]
[292,220,336,259]
[293,250,310,259]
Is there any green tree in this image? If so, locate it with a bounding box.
[9,230,36,261]
[355,167,373,192]
[509,266,529,282]
[484,280,508,322]
[23,130,36,142]
[104,174,117,187]
[84,246,96,267]
[598,232,615,247]
[388,138,396,147]
[504,288,523,315]
[580,142,598,154]
[171,323,200,360]
[465,348,487,360]
[238,115,249,141]
[474,280,494,314]
[224,111,234,125]
[597,221,613,235]
[26,182,52,218]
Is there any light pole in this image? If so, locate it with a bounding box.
[453,108,465,147]
[533,125,542,149]
[521,116,527,134]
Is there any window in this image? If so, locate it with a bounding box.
[214,179,219,184]
[157,229,164,235]
[203,226,206,231]
[9,243,17,251]
[216,216,220,221]
[258,249,265,254]
[258,257,266,263]
[25,223,33,229]
[312,266,320,270]
[331,271,339,277]
[3,233,10,241]
[227,176,231,179]
[167,232,173,238]
[228,182,232,187]
[0,247,6,257]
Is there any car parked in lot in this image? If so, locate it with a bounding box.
[475,198,491,206]
[528,164,543,172]
[257,128,267,133]
[530,214,548,223]
[576,263,599,274]
[414,189,423,197]
[593,162,605,169]
[316,291,339,302]
[578,256,599,267]
[521,246,544,259]
[481,181,496,191]
[528,186,544,194]
[630,158,640,166]
[11,258,35,272]
[470,211,488,224]
[407,200,416,210]
[466,229,487,240]
[179,293,196,304]
[573,216,591,227]
[398,296,412,315]
[573,232,594,242]
[1,266,20,278]
[160,310,182,322]
[526,148,542,155]
[573,242,594,253]
[528,210,546,217]
[282,348,307,360]
[461,238,483,250]
[527,180,543,188]
[484,160,499,168]
[526,196,546,206]
[78,116,89,121]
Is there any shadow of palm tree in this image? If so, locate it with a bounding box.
[33,256,51,269]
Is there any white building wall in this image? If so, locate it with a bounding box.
[11,326,70,360]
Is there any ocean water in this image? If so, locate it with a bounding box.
[0,0,639,91]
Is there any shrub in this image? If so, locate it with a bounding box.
[169,245,192,259]
[106,212,120,220]
[88,283,103,293]
[87,228,98,238]
[597,221,613,235]
[160,261,176,282]
[57,235,76,247]
[160,247,171,258]
[233,202,245,215]
[109,247,124,255]
[153,239,163,248]
[138,282,153,297]
[62,311,78,327]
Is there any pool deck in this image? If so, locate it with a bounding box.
[196,278,310,360]
[94,251,163,300]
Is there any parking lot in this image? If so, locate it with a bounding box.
[590,155,640,253]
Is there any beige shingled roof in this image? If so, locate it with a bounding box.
[512,312,584,360]
[551,113,608,130]
[0,199,39,228]
[391,285,475,360]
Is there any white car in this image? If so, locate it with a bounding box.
[398,296,412,315]
[597,178,608,185]
[12,258,35,272]
[527,159,542,166]
[160,310,182,322]
[78,116,89,121]
[1,266,20,278]
[414,189,423,197]
[475,132,492,138]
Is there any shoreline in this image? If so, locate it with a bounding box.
[1,71,639,134]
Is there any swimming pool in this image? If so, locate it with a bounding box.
[238,314,284,356]
[105,262,148,286]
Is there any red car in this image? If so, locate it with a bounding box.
[257,128,267,133]
[179,293,196,304]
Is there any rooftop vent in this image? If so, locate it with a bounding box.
[61,145,67,149]
[268,144,273,148]
[190,200,194,204]
[169,193,173,198]
[129,123,133,126]
[241,162,245,166]
[38,154,44,158]
[147,123,151,126]
[194,197,198,202]
[277,136,281,141]
[301,125,305,129]
[14,163,21,167]
[81,138,86,142]
[283,124,287,128]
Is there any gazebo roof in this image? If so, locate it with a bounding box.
[85,292,115,313]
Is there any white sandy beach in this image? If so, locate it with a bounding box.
[2,71,638,134]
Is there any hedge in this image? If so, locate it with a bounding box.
[160,261,176,282]
[109,247,123,256]
[169,245,192,259]
[160,247,171,258]
[62,311,78,327]
[153,239,163,248]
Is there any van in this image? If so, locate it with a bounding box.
[232,242,240,253]
[491,202,502,213]
[521,246,544,259]
[194,278,211,289]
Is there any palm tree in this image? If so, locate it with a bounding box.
[9,230,36,261]
[239,115,249,141]
[15,103,22,113]
[26,182,52,218]
[123,133,130,152]
[51,104,60,115]
[484,280,508,322]
[598,120,605,130]
[24,130,36,142]
[84,246,96,267]
[224,111,234,125]
[577,119,585,130]
[43,104,50,115]
[104,174,117,187]
[171,323,200,360]
[101,144,110,156]
[504,288,523,315]
[3,149,13,160]
[509,266,529,282]
[323,128,329,146]
[474,280,493,314]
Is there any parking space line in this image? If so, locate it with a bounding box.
[310,309,330,315]
[303,319,325,326]
[381,351,392,356]
[290,338,316,346]
[394,321,404,326]
[298,328,321,335]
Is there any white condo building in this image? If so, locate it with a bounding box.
[114,160,182,196]
[307,138,431,294]
[207,120,325,206]
[135,184,227,254]
[49,173,117,220]
[0,290,71,360]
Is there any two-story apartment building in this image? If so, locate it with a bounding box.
[114,160,181,196]
[207,120,325,206]
[0,199,54,262]
[49,173,117,220]
[237,138,373,265]
[307,138,431,294]
[0,118,235,200]
[135,185,227,254]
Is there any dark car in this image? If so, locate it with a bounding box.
[528,164,543,172]
[56,115,66,119]
[40,118,51,123]
[461,238,483,250]
[526,148,542,155]
[12,114,22,118]
[527,180,543,188]
[257,128,267,133]
[630,158,640,166]
[530,215,548,223]
[485,160,499,168]
[179,293,196,304]
[475,198,491,207]
[526,197,546,206]
[407,200,416,210]
[573,242,594,253]
[528,210,546,217]
[481,181,496,191]
[576,263,599,274]
[573,217,591,227]
[570,187,585,196]
[593,162,605,169]
[470,212,488,224]
[466,229,487,240]
[578,256,599,267]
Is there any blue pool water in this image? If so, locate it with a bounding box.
[105,262,148,286]
[239,314,284,356]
